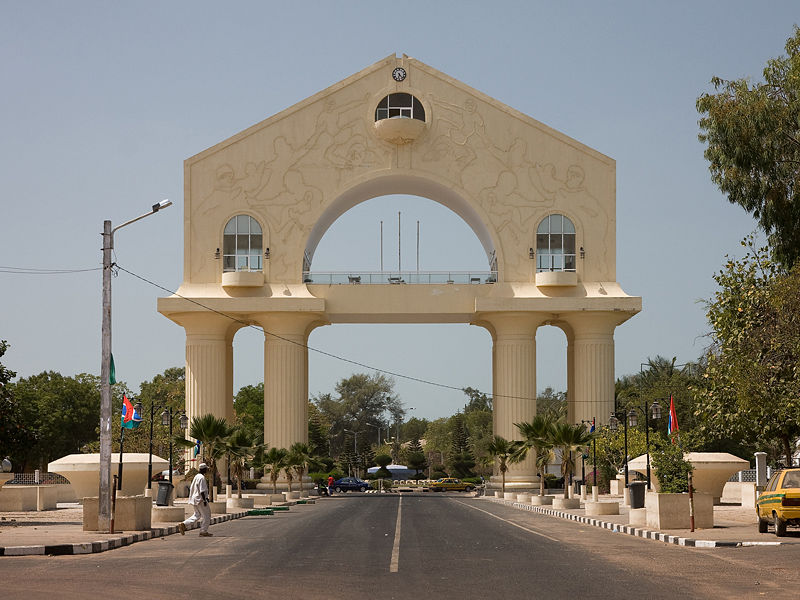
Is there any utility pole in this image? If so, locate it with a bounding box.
[98,200,171,532]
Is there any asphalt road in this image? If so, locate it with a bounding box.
[2,494,800,599]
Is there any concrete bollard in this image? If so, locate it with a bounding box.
[592,487,598,502]
[580,485,587,500]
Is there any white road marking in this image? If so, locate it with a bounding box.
[454,500,561,542]
[390,496,402,572]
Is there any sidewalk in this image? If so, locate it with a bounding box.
[0,501,248,556]
[485,493,798,548]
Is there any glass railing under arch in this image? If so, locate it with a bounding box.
[302,271,498,285]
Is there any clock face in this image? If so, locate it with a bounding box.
[392,67,406,82]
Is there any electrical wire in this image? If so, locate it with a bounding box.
[0,265,101,274]
[115,263,601,406]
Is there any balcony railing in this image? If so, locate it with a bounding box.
[303,271,498,285]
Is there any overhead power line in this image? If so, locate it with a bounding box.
[0,265,102,274]
[114,263,605,406]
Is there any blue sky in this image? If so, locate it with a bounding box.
[1,2,796,421]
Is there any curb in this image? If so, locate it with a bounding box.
[0,510,249,557]
[492,498,784,548]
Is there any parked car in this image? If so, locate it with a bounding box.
[757,467,800,536]
[429,478,475,492]
[333,477,369,493]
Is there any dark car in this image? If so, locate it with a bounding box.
[333,477,369,493]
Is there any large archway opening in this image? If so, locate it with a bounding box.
[307,194,493,422]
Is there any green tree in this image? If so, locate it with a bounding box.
[593,424,653,487]
[552,422,595,499]
[224,427,254,498]
[486,435,525,496]
[313,373,403,459]
[693,240,800,463]
[401,417,429,443]
[0,341,35,470]
[374,453,392,478]
[10,371,104,469]
[406,451,427,479]
[178,414,232,501]
[651,438,693,494]
[462,386,492,412]
[288,442,320,495]
[261,447,287,494]
[234,383,264,443]
[308,401,330,457]
[697,26,800,269]
[137,367,186,465]
[536,387,566,420]
[516,414,557,496]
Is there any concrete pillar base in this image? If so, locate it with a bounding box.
[580,484,587,500]
[585,501,619,516]
[629,507,647,526]
[553,497,581,509]
[530,495,554,505]
[152,505,186,523]
[227,497,254,509]
[591,487,599,502]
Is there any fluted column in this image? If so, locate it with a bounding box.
[257,313,325,451]
[562,313,620,427]
[478,312,546,489]
[181,313,232,424]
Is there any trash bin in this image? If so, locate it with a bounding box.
[629,481,646,509]
[156,480,174,506]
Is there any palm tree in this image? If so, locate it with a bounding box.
[515,414,557,496]
[262,447,288,494]
[224,428,254,499]
[176,414,232,501]
[288,442,320,496]
[485,435,525,497]
[284,453,297,492]
[552,422,595,499]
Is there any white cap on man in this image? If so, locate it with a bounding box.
[198,463,208,470]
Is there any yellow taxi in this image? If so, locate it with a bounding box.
[756,468,800,536]
[429,478,475,492]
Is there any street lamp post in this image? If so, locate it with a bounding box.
[365,422,382,447]
[344,428,358,476]
[147,404,188,489]
[164,408,189,485]
[627,399,662,490]
[581,418,596,486]
[609,411,630,487]
[99,199,172,531]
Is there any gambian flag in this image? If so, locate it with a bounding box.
[668,395,679,442]
[121,394,142,429]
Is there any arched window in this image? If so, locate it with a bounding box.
[223,215,262,272]
[375,93,425,121]
[536,214,576,272]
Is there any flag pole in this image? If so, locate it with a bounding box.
[117,426,124,490]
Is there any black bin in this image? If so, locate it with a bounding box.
[156,480,174,506]
[628,481,646,509]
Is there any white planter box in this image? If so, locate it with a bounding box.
[645,491,714,529]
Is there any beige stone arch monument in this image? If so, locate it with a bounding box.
[158,55,641,490]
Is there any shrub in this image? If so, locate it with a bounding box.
[462,477,482,485]
[651,440,693,493]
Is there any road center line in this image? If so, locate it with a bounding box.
[389,496,402,573]
[454,500,561,542]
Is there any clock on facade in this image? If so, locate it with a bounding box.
[392,67,406,82]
